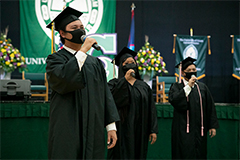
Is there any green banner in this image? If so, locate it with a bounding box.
[232,35,240,80]
[175,35,208,79]
[20,0,117,78]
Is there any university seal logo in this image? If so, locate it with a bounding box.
[183,44,198,60]
[35,0,103,45]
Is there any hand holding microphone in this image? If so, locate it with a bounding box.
[125,69,136,86]
[189,75,197,87]
[81,35,101,51]
[130,72,135,78]
[125,69,136,80]
[127,69,135,78]
[191,75,198,82]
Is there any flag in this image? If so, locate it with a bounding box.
[58,39,64,51]
[127,4,135,51]
[174,35,210,79]
[232,35,240,80]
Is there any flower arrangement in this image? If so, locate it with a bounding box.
[0,27,26,73]
[135,38,168,76]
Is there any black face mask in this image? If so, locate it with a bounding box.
[184,71,197,80]
[122,63,137,75]
[65,29,86,44]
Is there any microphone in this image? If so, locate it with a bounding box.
[191,74,198,82]
[81,35,101,51]
[131,72,135,78]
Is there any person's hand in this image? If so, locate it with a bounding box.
[124,69,136,85]
[188,76,197,87]
[80,37,97,53]
[107,130,117,149]
[149,133,157,145]
[209,128,216,138]
[125,69,135,81]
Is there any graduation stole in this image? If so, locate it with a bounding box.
[185,82,204,136]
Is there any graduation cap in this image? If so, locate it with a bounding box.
[112,47,137,66]
[175,57,196,71]
[46,7,83,31]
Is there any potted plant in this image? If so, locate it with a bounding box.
[135,36,168,86]
[0,27,26,79]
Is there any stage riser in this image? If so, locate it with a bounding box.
[1,102,239,159]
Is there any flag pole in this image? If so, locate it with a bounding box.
[190,28,193,36]
[51,22,56,54]
[172,34,177,54]
[230,35,234,53]
[131,3,136,10]
[207,35,211,55]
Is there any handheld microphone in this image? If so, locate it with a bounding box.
[131,72,135,78]
[191,75,198,82]
[81,35,101,51]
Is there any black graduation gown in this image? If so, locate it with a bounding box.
[169,82,219,159]
[107,77,158,159]
[46,48,120,159]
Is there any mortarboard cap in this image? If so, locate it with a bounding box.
[175,57,196,71]
[46,7,83,31]
[113,47,137,66]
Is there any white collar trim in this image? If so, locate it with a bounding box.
[63,45,77,55]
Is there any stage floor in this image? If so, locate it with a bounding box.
[1,102,239,159]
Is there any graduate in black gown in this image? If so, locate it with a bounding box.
[107,47,158,159]
[45,7,120,159]
[169,57,219,159]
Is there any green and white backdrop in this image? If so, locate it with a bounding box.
[20,0,118,81]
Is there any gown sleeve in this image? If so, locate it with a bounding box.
[95,59,120,126]
[46,52,85,94]
[108,77,130,108]
[169,83,189,110]
[148,87,159,134]
[205,85,219,130]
